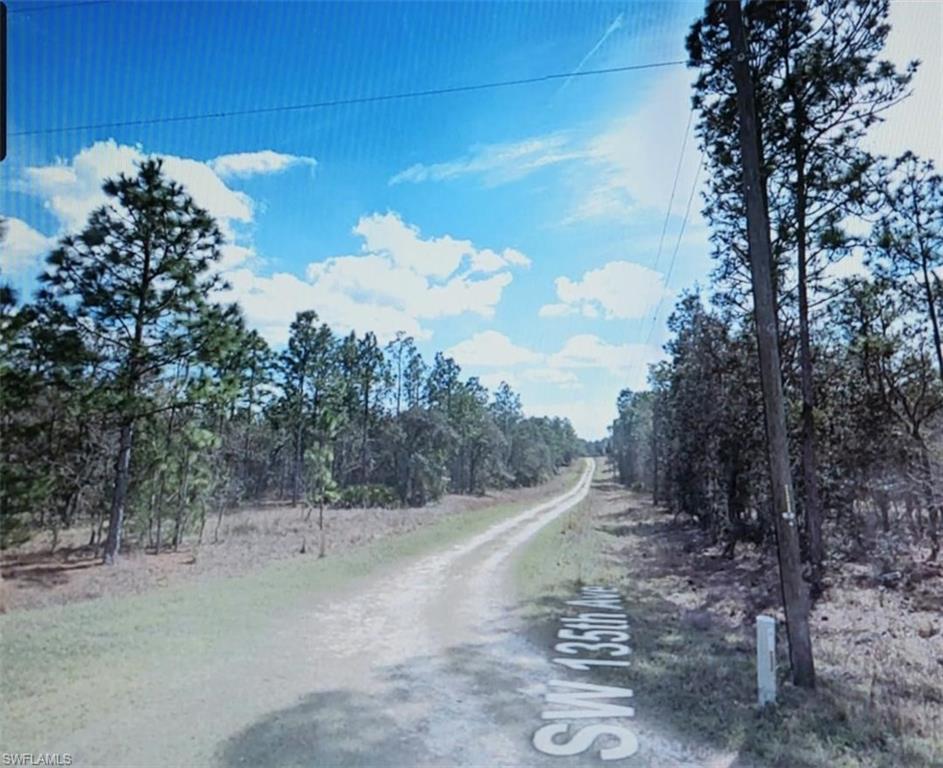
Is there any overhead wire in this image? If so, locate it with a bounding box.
[618,103,698,398]
[648,107,694,277]
[10,59,687,137]
[644,152,703,348]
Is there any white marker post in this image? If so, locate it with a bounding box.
[756,615,777,706]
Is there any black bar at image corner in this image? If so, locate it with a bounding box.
[1,2,6,161]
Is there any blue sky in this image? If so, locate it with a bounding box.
[1,1,939,437]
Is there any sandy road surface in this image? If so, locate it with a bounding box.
[50,459,601,767]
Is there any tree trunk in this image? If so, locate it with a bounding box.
[292,403,304,506]
[360,378,371,485]
[920,255,943,387]
[918,444,939,561]
[102,420,134,565]
[651,404,660,505]
[213,496,226,544]
[792,149,825,587]
[725,0,815,688]
[172,451,192,551]
[318,501,326,558]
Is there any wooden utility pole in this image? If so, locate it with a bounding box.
[723,0,815,688]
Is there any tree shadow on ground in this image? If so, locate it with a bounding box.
[216,688,435,768]
[216,611,725,768]
[216,473,938,768]
[514,580,938,768]
[567,477,940,768]
[595,498,783,623]
[216,639,579,768]
[0,547,101,589]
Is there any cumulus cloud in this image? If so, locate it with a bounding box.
[12,140,526,347]
[522,335,666,437]
[24,140,254,239]
[537,302,575,318]
[353,212,530,277]
[446,331,542,367]
[539,260,670,320]
[547,334,663,378]
[220,267,429,346]
[443,331,662,425]
[218,244,257,271]
[221,213,528,345]
[527,395,619,441]
[447,330,662,378]
[521,367,580,388]
[209,150,317,178]
[1,217,56,275]
[478,371,520,392]
[477,366,580,393]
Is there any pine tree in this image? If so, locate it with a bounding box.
[38,159,226,564]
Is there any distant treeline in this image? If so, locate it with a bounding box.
[609,0,941,571]
[0,164,583,563]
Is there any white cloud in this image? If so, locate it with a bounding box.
[222,213,526,345]
[446,331,542,367]
[823,251,870,283]
[574,67,700,222]
[209,150,317,178]
[352,211,529,278]
[389,67,702,228]
[24,140,254,239]
[446,331,661,382]
[526,336,666,438]
[1,217,56,275]
[537,302,575,318]
[868,1,942,167]
[15,140,525,347]
[486,367,581,393]
[528,398,614,441]
[479,371,520,392]
[220,267,429,346]
[441,332,662,433]
[218,244,256,271]
[521,367,580,388]
[390,135,582,187]
[540,260,670,320]
[548,334,664,382]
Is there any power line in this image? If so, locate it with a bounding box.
[10,59,687,138]
[645,152,703,347]
[649,107,693,277]
[620,104,695,395]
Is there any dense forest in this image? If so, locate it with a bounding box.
[609,0,942,583]
[0,166,582,564]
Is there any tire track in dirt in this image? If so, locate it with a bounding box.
[53,461,594,767]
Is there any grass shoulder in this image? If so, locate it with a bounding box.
[511,463,941,768]
[0,462,582,750]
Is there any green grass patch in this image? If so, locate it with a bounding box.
[512,471,941,768]
[1,464,581,751]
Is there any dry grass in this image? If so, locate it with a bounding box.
[514,464,943,768]
[0,468,581,613]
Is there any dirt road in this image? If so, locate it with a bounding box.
[43,459,605,767]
